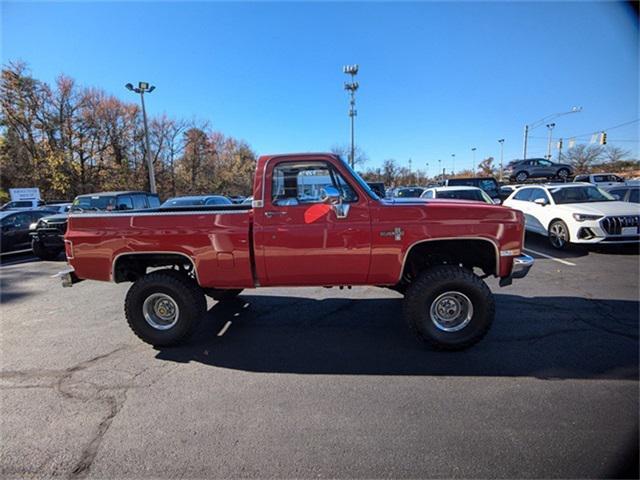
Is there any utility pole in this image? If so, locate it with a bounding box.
[546,123,556,160]
[125,82,157,193]
[342,65,359,168]
[522,106,582,160]
[471,147,477,172]
[498,139,505,181]
[557,138,563,162]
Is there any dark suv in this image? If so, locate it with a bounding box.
[31,191,160,260]
[504,158,573,183]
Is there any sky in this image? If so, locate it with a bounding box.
[2,1,639,174]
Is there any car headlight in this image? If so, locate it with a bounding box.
[572,213,603,222]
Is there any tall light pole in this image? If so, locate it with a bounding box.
[471,147,477,172]
[126,81,157,193]
[498,139,505,181]
[545,123,556,160]
[438,159,442,180]
[426,162,429,180]
[342,64,359,168]
[522,106,582,160]
[451,154,456,174]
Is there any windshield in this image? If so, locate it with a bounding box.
[550,186,615,204]
[338,156,380,200]
[72,195,116,211]
[437,189,491,203]
[447,178,499,197]
[163,197,206,206]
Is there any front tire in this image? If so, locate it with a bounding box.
[403,266,495,350]
[125,270,206,347]
[556,168,570,181]
[32,239,63,260]
[548,219,570,250]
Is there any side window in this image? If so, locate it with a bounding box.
[132,195,147,210]
[116,196,134,210]
[529,188,549,203]
[513,188,533,201]
[629,189,639,203]
[539,160,552,166]
[12,212,31,228]
[423,190,434,199]
[147,195,160,208]
[271,162,357,206]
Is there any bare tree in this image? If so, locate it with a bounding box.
[602,146,631,163]
[564,144,604,174]
[330,144,368,166]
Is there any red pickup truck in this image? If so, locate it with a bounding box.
[60,153,533,350]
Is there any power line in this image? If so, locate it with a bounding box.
[562,118,639,140]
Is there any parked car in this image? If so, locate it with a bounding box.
[161,195,232,207]
[420,186,497,204]
[60,152,533,351]
[504,159,573,183]
[0,199,45,211]
[366,182,386,198]
[1,209,56,253]
[573,173,625,189]
[390,187,425,198]
[604,185,640,204]
[43,203,72,214]
[498,184,524,201]
[442,177,501,200]
[72,191,160,211]
[30,192,160,260]
[241,196,254,205]
[228,196,246,204]
[503,183,640,249]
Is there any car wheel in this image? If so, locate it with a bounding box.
[515,171,528,182]
[31,239,63,260]
[556,168,570,181]
[403,265,495,350]
[548,220,570,250]
[125,270,207,347]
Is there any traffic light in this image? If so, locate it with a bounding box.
[600,132,607,145]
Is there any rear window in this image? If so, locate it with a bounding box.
[395,188,424,198]
[437,190,485,202]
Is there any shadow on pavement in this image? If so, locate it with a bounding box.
[155,293,639,380]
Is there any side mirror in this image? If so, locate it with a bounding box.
[321,186,341,205]
[493,198,502,205]
[533,198,548,206]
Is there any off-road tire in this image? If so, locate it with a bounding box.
[403,265,495,350]
[31,239,63,261]
[205,288,244,302]
[125,270,207,347]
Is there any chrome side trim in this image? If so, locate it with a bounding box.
[111,251,200,284]
[397,236,501,283]
[69,210,248,219]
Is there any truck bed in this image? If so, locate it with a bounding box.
[66,205,255,289]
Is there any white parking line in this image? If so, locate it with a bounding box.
[217,321,232,337]
[524,248,576,266]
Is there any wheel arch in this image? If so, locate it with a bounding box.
[399,237,500,284]
[112,251,199,284]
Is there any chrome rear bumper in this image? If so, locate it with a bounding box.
[53,267,83,288]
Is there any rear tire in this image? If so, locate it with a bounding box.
[32,239,62,260]
[204,288,243,302]
[125,270,207,347]
[556,168,570,181]
[515,171,528,183]
[403,266,495,350]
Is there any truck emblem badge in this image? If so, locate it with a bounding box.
[380,227,404,241]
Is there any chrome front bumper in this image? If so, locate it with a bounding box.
[499,254,534,287]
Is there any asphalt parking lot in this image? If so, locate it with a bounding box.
[1,233,638,479]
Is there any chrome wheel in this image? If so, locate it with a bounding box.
[142,293,180,330]
[429,291,474,332]
[557,169,569,180]
[549,222,568,249]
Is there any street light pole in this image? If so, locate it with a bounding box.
[498,139,505,181]
[471,147,477,172]
[342,65,359,169]
[451,154,456,174]
[522,106,582,160]
[438,159,442,180]
[546,123,556,160]
[126,81,157,194]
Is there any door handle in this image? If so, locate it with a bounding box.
[264,211,287,218]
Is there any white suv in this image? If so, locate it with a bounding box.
[503,183,640,249]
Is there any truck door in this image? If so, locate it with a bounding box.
[257,159,372,286]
